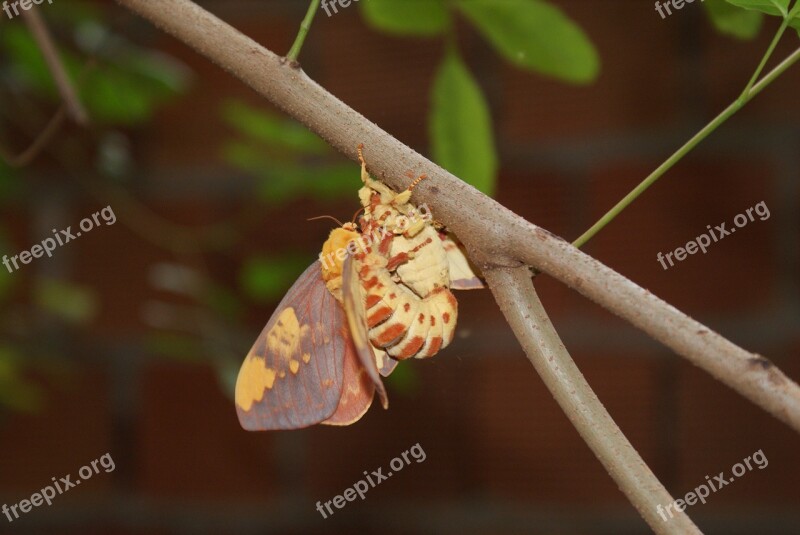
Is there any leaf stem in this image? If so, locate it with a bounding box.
[287,0,320,63]
[740,18,789,101]
[573,37,800,249]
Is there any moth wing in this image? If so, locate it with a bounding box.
[321,335,375,425]
[342,251,389,409]
[441,233,484,290]
[375,347,399,377]
[235,261,346,430]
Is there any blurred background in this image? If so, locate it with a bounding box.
[0,0,798,533]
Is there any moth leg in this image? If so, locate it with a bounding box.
[403,217,427,238]
[404,235,436,260]
[386,252,411,272]
[357,144,395,198]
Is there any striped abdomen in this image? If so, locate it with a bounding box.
[357,255,457,360]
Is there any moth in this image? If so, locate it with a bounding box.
[235,147,482,430]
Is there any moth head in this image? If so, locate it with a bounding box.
[321,227,361,285]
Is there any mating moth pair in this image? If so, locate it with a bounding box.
[235,146,482,430]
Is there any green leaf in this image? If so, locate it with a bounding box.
[222,100,329,155]
[706,0,764,38]
[429,51,497,196]
[360,0,450,36]
[456,0,599,83]
[239,255,311,302]
[724,0,790,17]
[33,279,97,324]
[791,6,800,35]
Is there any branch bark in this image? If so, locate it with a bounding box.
[114,0,800,435]
[486,267,700,535]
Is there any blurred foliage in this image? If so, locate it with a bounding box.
[239,254,313,304]
[0,1,191,414]
[33,278,98,324]
[2,24,189,125]
[222,100,328,154]
[221,100,356,204]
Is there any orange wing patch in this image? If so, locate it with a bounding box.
[235,356,277,412]
[266,307,310,361]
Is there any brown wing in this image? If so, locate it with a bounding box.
[235,261,347,430]
[321,333,376,425]
[341,252,389,409]
[375,347,399,377]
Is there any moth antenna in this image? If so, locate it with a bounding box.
[357,143,366,166]
[351,207,365,225]
[408,174,427,191]
[308,215,344,227]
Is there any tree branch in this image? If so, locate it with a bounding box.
[114,0,800,435]
[22,8,88,125]
[486,267,700,535]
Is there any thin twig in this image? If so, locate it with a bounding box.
[486,267,701,535]
[0,106,68,167]
[286,0,320,64]
[573,44,800,249]
[22,7,88,125]
[113,0,800,435]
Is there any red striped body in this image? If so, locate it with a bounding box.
[319,145,479,363]
[356,247,457,360]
